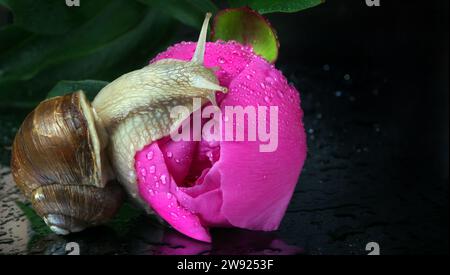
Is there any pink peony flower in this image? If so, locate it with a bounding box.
[134,41,307,242]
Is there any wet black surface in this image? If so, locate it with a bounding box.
[0,0,448,254]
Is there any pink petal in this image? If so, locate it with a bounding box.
[135,144,211,243]
[137,41,307,240]
[212,56,307,231]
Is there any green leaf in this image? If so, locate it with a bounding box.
[211,7,279,63]
[15,201,52,237]
[0,0,10,9]
[47,80,109,101]
[139,0,217,28]
[4,0,111,35]
[0,0,146,83]
[0,24,31,54]
[15,201,54,250]
[228,0,325,14]
[0,2,175,108]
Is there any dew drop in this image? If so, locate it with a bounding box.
[218,57,226,64]
[265,76,273,84]
[260,82,266,89]
[264,96,271,104]
[160,175,167,184]
[166,193,172,199]
[140,168,147,177]
[166,151,173,158]
[149,165,156,174]
[146,151,154,160]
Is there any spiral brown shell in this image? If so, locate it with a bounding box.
[11,91,123,234]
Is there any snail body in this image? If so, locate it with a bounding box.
[11,13,226,233]
[93,12,226,205]
[93,58,226,203]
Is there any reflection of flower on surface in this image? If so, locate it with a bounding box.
[157,228,303,255]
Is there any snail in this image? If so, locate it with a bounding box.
[11,13,227,234]
[11,91,123,234]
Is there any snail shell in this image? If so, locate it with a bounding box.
[11,91,123,234]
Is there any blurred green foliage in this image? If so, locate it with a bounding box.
[0,0,179,108]
[0,0,323,109]
[228,0,324,14]
[46,80,108,101]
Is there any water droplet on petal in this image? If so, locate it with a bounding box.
[166,193,172,199]
[140,168,147,177]
[260,82,266,89]
[146,151,154,160]
[166,151,173,158]
[218,57,226,64]
[160,175,167,184]
[264,96,271,104]
[149,165,156,174]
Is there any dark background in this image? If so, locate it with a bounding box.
[0,0,448,254]
[268,0,449,254]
